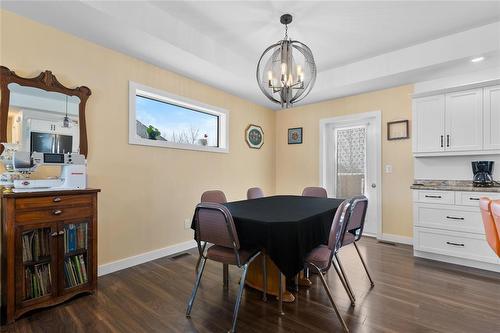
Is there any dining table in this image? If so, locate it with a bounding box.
[221,195,344,307]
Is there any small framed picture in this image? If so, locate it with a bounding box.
[245,124,264,149]
[387,120,409,140]
[288,127,303,144]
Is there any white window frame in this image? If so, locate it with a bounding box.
[129,81,229,153]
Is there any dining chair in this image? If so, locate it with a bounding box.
[334,196,373,304]
[480,198,500,257]
[198,190,229,281]
[305,199,351,332]
[302,186,328,198]
[247,187,264,199]
[187,202,266,333]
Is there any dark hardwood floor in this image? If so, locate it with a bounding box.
[2,237,500,332]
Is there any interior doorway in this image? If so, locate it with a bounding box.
[319,111,382,237]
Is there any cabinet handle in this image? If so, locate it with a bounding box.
[440,135,443,148]
[446,135,450,147]
[446,241,464,247]
[446,216,464,220]
[50,231,58,237]
[425,195,442,199]
[469,197,480,201]
[53,209,62,215]
[53,197,61,202]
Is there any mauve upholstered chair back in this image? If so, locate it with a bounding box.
[302,187,327,198]
[328,200,351,253]
[480,198,500,256]
[247,187,264,199]
[201,190,227,204]
[345,196,369,239]
[492,200,500,246]
[194,202,240,250]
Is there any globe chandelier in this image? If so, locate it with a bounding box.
[256,14,317,108]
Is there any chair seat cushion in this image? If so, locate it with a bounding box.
[342,232,355,246]
[305,245,331,271]
[206,245,257,265]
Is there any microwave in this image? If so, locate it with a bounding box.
[30,132,73,154]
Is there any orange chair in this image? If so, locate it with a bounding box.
[491,200,500,254]
[479,197,500,257]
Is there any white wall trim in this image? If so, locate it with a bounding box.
[98,239,197,276]
[379,233,413,246]
[319,111,383,240]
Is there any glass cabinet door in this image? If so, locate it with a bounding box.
[61,220,90,290]
[16,224,57,304]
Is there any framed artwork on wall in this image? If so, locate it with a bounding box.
[245,124,264,149]
[387,120,409,140]
[288,127,303,144]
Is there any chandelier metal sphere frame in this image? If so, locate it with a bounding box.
[256,14,317,108]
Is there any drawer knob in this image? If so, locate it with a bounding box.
[425,195,442,199]
[446,241,465,247]
[446,216,465,221]
[53,197,62,202]
[469,197,480,201]
[53,209,63,215]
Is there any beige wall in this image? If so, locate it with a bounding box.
[275,85,414,237]
[0,10,276,264]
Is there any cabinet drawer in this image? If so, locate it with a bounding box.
[415,204,484,234]
[414,227,499,264]
[456,192,500,207]
[15,206,92,223]
[415,190,454,204]
[15,194,92,210]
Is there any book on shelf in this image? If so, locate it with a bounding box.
[64,223,88,253]
[64,254,88,288]
[22,229,51,263]
[24,263,52,300]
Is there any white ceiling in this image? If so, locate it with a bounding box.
[2,1,500,109]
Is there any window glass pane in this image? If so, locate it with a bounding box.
[335,126,366,198]
[135,95,219,147]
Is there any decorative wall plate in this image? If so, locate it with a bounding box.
[245,124,264,149]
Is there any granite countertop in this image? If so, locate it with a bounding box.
[410,180,500,193]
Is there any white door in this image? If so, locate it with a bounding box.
[483,85,500,150]
[445,89,483,152]
[322,113,380,237]
[413,95,445,153]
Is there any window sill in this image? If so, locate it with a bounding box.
[129,137,229,154]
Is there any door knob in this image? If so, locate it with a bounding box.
[371,183,376,188]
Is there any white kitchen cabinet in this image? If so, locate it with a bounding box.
[445,89,483,152]
[412,95,445,153]
[483,85,500,150]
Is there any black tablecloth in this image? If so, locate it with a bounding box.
[221,195,343,278]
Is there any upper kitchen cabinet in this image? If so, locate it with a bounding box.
[413,84,500,157]
[483,85,500,150]
[413,95,445,153]
[445,89,483,152]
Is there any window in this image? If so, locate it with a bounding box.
[129,82,228,153]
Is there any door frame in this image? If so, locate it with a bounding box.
[319,110,382,239]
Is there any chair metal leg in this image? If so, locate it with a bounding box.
[223,263,229,289]
[278,272,285,315]
[229,264,249,333]
[353,242,374,287]
[195,242,206,273]
[332,258,355,306]
[334,254,355,301]
[186,257,207,317]
[313,265,349,333]
[262,253,267,302]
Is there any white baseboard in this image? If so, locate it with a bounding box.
[378,233,413,245]
[98,239,197,276]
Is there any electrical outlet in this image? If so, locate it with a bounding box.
[184,218,192,229]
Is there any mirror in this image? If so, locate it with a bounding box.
[0,66,91,156]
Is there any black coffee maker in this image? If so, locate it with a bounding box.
[472,161,494,187]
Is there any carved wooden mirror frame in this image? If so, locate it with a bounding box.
[0,66,91,156]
